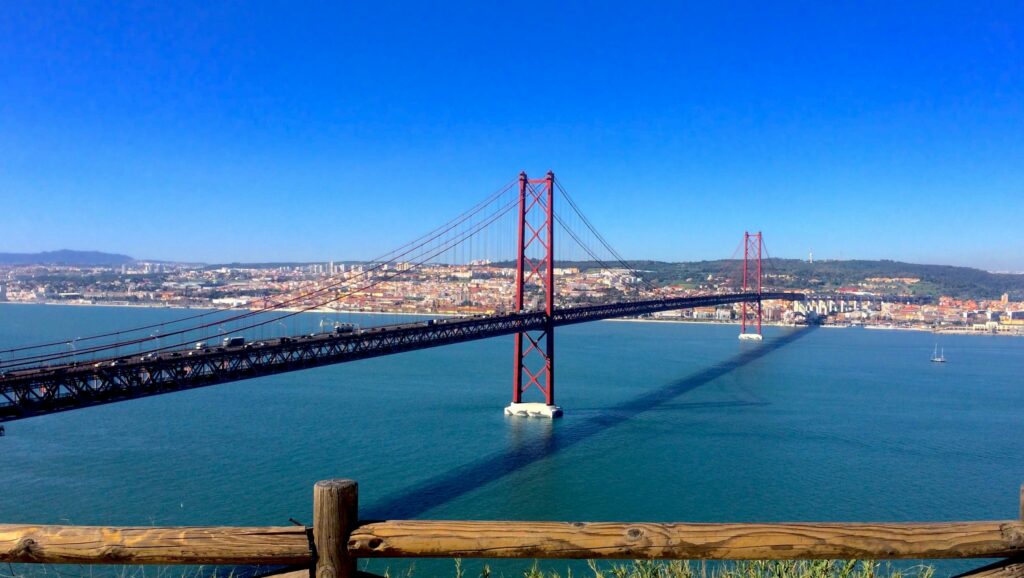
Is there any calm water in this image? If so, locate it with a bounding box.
[1,303,1022,576]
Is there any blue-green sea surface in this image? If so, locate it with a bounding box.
[1,304,1022,577]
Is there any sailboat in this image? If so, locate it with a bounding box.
[931,344,946,363]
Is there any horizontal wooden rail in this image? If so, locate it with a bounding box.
[3,520,1023,565]
[3,480,1023,577]
[0,524,310,565]
[348,520,1024,561]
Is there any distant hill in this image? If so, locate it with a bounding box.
[0,250,135,266]
[548,259,1024,300]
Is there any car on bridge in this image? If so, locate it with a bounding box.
[222,336,245,348]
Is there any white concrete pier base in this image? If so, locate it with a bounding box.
[738,333,763,341]
[504,402,564,419]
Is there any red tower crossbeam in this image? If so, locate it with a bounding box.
[512,171,556,407]
[740,231,763,336]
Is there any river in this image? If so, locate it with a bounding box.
[1,303,1022,576]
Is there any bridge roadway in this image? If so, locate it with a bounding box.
[0,291,802,423]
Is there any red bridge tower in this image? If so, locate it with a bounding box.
[738,231,764,341]
[505,171,563,418]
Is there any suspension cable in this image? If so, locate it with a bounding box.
[554,181,656,291]
[1,181,517,365]
[0,178,517,357]
[3,195,520,369]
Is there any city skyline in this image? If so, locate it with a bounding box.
[2,2,1023,268]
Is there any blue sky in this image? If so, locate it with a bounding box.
[1,2,1022,269]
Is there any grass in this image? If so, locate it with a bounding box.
[2,561,939,578]
[378,560,938,578]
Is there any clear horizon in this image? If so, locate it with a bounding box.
[2,3,1022,269]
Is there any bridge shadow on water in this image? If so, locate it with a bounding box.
[364,326,815,519]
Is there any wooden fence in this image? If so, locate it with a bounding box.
[2,480,1022,578]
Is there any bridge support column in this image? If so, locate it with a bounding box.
[506,171,562,419]
[739,231,764,341]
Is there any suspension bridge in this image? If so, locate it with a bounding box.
[0,172,804,424]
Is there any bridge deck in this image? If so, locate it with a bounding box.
[0,292,802,422]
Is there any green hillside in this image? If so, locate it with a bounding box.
[551,259,1024,300]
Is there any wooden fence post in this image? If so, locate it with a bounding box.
[313,480,358,578]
